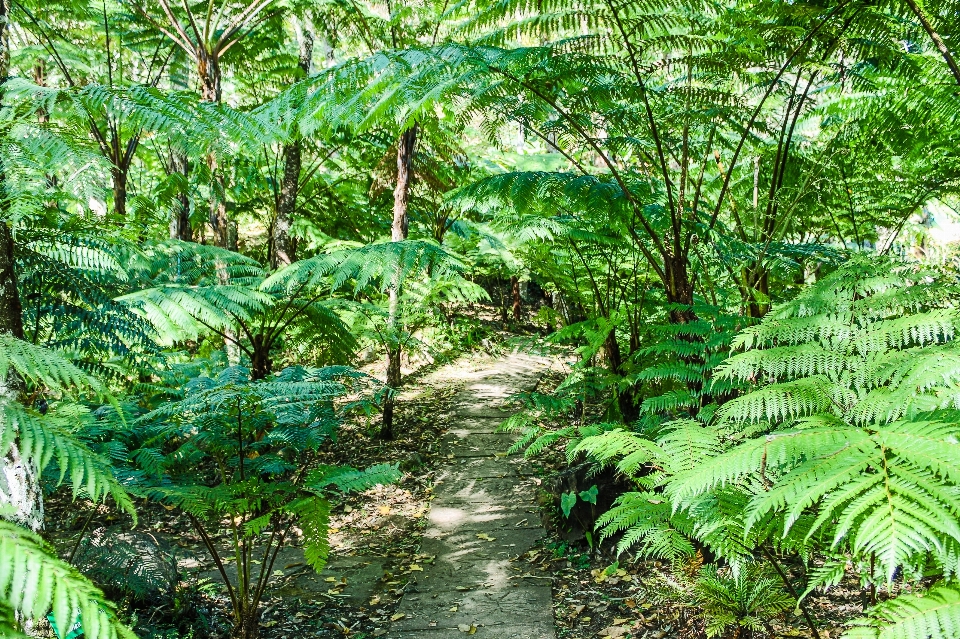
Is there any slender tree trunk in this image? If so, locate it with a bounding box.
[111,164,128,220]
[271,17,314,269]
[0,1,42,529]
[198,51,230,248]
[511,276,521,321]
[169,151,192,241]
[664,254,696,320]
[381,125,418,440]
[603,327,638,421]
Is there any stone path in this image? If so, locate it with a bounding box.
[387,347,560,639]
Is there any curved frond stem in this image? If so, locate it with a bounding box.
[486,66,668,278]
[703,0,856,243]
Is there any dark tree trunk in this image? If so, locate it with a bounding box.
[511,276,521,321]
[0,225,23,342]
[381,125,418,440]
[111,165,128,220]
[603,328,638,421]
[169,151,192,241]
[664,254,696,320]
[271,17,314,269]
[249,334,272,381]
[233,607,261,639]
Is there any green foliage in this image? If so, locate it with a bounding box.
[844,583,960,639]
[131,363,399,635]
[9,1,960,638]
[693,563,794,639]
[571,256,960,639]
[0,515,135,639]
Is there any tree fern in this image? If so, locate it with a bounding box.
[130,363,398,636]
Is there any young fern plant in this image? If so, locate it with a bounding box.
[577,256,960,639]
[132,364,400,639]
[694,563,795,639]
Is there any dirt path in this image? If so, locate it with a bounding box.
[387,345,560,639]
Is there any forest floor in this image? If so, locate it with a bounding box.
[46,331,872,639]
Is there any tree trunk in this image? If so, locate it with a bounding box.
[198,51,230,248]
[511,276,521,321]
[0,0,43,534]
[233,607,261,639]
[270,17,314,269]
[603,327,638,421]
[249,334,272,381]
[111,164,128,220]
[664,254,696,319]
[903,0,960,85]
[381,125,418,440]
[169,151,192,241]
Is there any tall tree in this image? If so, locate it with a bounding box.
[129,0,277,247]
[381,124,417,438]
[270,13,314,268]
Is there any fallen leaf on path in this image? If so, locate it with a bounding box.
[409,564,423,571]
[390,613,406,622]
[457,624,477,634]
[476,533,495,541]
[598,626,629,638]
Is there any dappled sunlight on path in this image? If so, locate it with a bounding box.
[387,345,563,638]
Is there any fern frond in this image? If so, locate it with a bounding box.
[306,463,402,494]
[844,583,960,639]
[0,517,135,639]
[287,497,331,572]
[2,403,135,520]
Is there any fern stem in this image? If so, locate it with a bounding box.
[902,0,960,85]
[188,512,239,617]
[66,505,98,565]
[758,546,820,639]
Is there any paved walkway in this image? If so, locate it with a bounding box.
[388,347,559,639]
